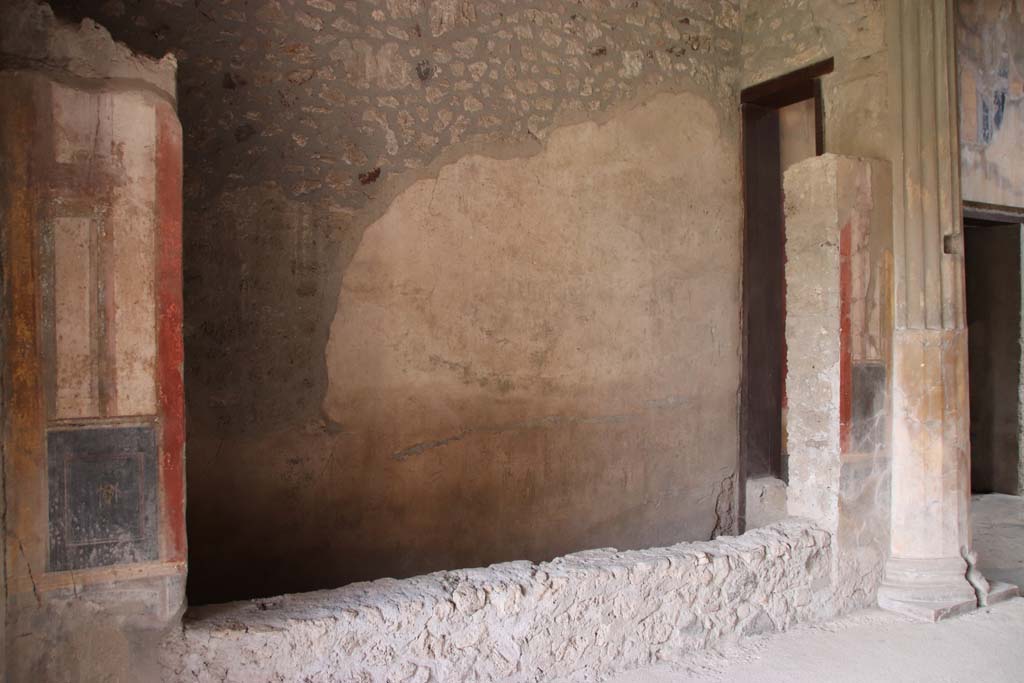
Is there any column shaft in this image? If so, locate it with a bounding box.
[878,0,1016,620]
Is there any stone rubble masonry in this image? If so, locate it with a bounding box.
[162,520,835,683]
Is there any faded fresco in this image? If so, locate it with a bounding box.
[957,0,1024,209]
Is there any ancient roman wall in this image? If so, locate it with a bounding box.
[740,0,889,160]
[957,0,1024,500]
[0,2,185,679]
[739,0,894,607]
[47,0,748,603]
[163,520,834,683]
[957,0,1024,209]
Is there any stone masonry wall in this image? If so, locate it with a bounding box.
[47,0,747,603]
[162,520,834,683]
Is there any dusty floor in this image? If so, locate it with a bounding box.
[973,493,1024,590]
[609,600,1024,683]
[612,494,1024,683]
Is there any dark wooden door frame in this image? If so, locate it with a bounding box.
[964,200,1024,226]
[737,58,833,532]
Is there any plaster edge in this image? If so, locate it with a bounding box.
[0,0,176,102]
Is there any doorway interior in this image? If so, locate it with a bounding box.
[738,58,832,529]
[964,206,1024,496]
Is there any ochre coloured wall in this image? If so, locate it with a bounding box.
[323,91,740,571]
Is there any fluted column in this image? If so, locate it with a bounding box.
[877,0,1017,620]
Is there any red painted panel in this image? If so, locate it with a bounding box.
[155,102,186,561]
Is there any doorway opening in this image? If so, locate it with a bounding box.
[739,58,832,530]
[964,207,1024,495]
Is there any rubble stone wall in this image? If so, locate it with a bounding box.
[164,520,835,683]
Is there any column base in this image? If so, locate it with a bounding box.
[877,589,978,621]
[877,556,979,621]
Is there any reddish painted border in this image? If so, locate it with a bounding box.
[155,102,186,561]
[838,220,852,454]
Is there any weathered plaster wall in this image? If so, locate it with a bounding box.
[744,476,787,529]
[48,0,745,602]
[1,1,185,679]
[323,91,741,565]
[778,96,816,172]
[783,154,892,609]
[740,0,888,159]
[957,0,1024,209]
[163,520,835,683]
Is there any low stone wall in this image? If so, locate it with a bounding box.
[163,520,834,682]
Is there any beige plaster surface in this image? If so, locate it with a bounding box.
[744,476,787,530]
[191,90,741,597]
[164,521,835,683]
[740,0,888,160]
[325,92,739,485]
[783,154,892,611]
[973,493,1024,591]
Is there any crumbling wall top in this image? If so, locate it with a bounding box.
[0,0,176,102]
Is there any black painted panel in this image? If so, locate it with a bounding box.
[851,362,887,453]
[47,424,158,571]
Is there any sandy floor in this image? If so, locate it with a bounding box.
[610,494,1024,683]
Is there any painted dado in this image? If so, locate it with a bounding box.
[1,4,184,680]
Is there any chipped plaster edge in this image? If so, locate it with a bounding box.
[331,82,736,235]
[0,1,176,103]
[315,85,737,431]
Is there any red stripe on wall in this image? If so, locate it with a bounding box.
[155,102,186,561]
[839,220,852,454]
